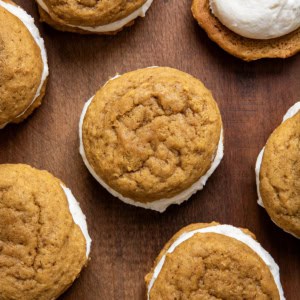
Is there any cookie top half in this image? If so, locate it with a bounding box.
[82,67,222,203]
[146,223,283,299]
[260,111,300,237]
[0,0,47,127]
[0,164,88,300]
[39,0,148,27]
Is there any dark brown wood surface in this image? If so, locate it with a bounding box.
[1,1,299,299]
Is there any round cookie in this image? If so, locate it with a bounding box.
[79,67,223,212]
[0,0,48,129]
[191,0,300,61]
[35,0,153,34]
[256,103,300,238]
[0,164,92,300]
[145,223,285,299]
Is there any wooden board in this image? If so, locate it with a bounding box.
[1,1,299,299]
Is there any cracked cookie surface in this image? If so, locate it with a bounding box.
[0,164,87,300]
[39,0,147,27]
[82,67,222,203]
[146,223,280,300]
[0,4,43,126]
[260,112,300,237]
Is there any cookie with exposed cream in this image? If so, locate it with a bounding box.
[192,0,300,61]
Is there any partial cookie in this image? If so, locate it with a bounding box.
[191,0,300,61]
[0,164,92,300]
[145,223,285,299]
[256,102,300,238]
[79,67,223,212]
[0,0,48,128]
[35,0,153,34]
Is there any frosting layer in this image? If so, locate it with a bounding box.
[210,0,300,39]
[61,185,92,258]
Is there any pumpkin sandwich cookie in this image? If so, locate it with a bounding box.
[145,222,285,299]
[35,0,154,34]
[256,102,300,238]
[191,0,300,61]
[0,0,48,129]
[0,164,92,300]
[79,67,224,212]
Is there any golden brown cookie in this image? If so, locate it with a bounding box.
[80,67,223,211]
[0,0,48,128]
[36,0,153,34]
[145,223,284,299]
[191,0,300,61]
[0,164,91,300]
[258,104,300,238]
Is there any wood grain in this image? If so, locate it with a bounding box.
[1,1,299,299]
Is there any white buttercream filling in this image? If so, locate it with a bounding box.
[255,148,265,207]
[61,184,92,258]
[36,0,153,33]
[79,74,224,212]
[255,102,300,238]
[210,0,300,39]
[0,0,48,129]
[147,224,285,300]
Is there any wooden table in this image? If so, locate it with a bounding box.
[1,1,299,299]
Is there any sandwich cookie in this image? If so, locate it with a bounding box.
[0,164,92,300]
[0,0,48,128]
[35,0,154,34]
[256,102,300,238]
[192,0,300,61]
[79,67,223,212]
[145,223,285,299]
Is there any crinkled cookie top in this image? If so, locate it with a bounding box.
[0,6,42,125]
[260,112,300,237]
[82,67,222,202]
[147,223,279,299]
[0,164,87,300]
[42,0,148,26]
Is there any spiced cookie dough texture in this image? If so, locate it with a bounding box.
[80,67,223,212]
[256,102,300,238]
[0,0,48,128]
[145,223,285,299]
[35,0,154,34]
[0,164,92,300]
[191,0,300,61]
